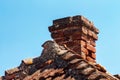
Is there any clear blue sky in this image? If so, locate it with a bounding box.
[0,0,120,75]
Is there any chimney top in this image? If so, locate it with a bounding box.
[49,15,99,34]
[49,15,99,63]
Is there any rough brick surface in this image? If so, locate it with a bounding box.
[49,15,98,63]
[86,56,96,63]
[90,52,96,59]
[86,43,96,53]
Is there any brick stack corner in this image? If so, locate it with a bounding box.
[49,15,99,63]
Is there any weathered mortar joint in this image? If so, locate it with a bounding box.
[49,15,99,63]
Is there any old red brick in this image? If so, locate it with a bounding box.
[63,29,72,37]
[51,30,64,38]
[94,27,99,34]
[81,47,89,55]
[86,56,96,63]
[80,40,86,47]
[90,53,96,59]
[88,30,93,37]
[86,44,96,53]
[65,41,75,48]
[64,41,79,48]
[95,64,106,72]
[81,52,87,59]
[53,17,72,25]
[63,42,73,46]
[49,24,69,32]
[90,39,96,47]
[71,32,81,40]
[48,26,54,32]
[72,45,81,53]
[73,16,93,29]
[82,26,88,35]
[80,34,88,42]
[54,38,66,44]
[71,27,81,34]
[92,32,98,40]
[63,27,81,36]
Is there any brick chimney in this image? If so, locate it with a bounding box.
[49,15,99,63]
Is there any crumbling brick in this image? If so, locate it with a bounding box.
[90,52,96,59]
[86,56,96,63]
[81,47,89,55]
[86,44,96,53]
[49,15,99,63]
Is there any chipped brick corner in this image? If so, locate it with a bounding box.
[49,15,99,63]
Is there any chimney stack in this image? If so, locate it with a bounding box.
[49,15,99,63]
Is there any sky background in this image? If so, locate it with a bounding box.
[0,0,120,75]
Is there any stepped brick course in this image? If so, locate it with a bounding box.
[49,15,99,63]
